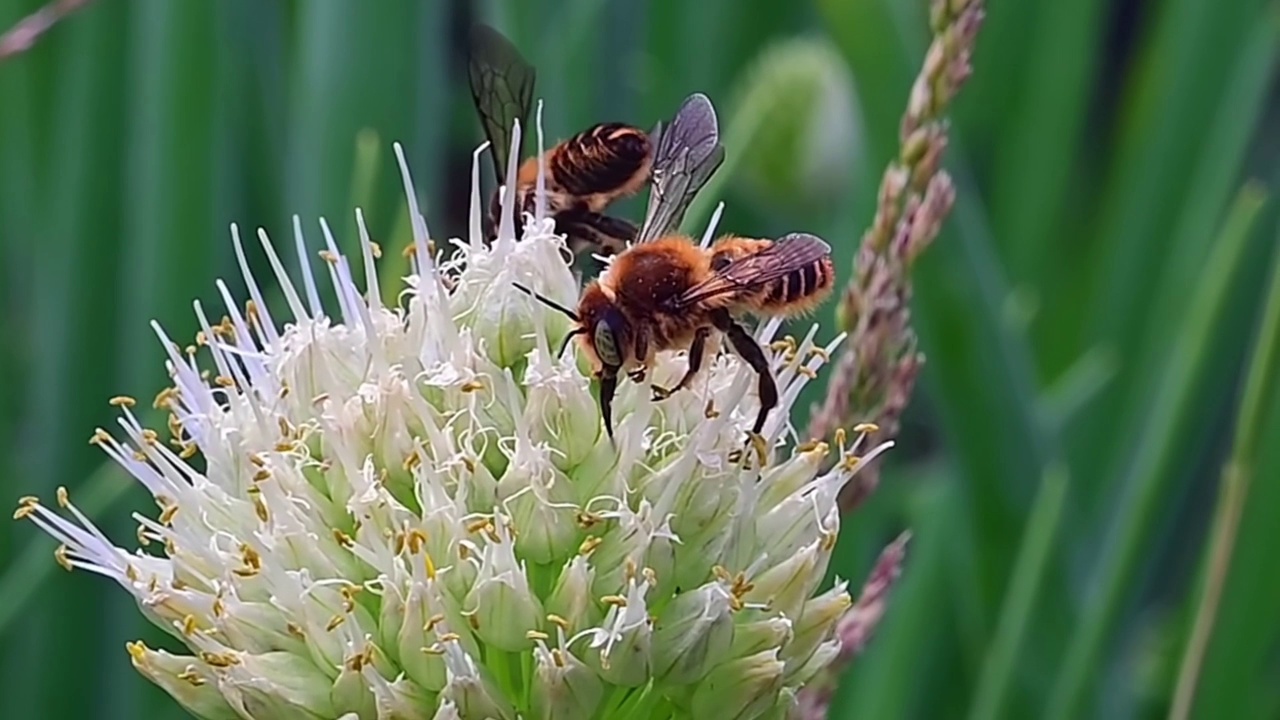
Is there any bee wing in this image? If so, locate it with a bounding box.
[671,233,832,310]
[467,24,536,181]
[634,93,726,244]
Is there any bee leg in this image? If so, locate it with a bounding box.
[713,310,778,440]
[652,327,711,401]
[560,211,638,256]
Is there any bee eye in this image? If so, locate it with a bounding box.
[592,321,622,367]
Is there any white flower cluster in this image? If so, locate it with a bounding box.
[17,132,891,719]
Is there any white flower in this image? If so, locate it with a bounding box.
[16,114,893,719]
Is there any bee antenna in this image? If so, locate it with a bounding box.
[557,328,585,359]
[513,282,580,321]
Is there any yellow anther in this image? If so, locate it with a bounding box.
[153,387,177,409]
[325,615,345,632]
[402,243,416,259]
[12,498,37,521]
[109,396,137,408]
[311,393,330,406]
[214,376,235,389]
[286,622,305,639]
[179,444,198,460]
[333,529,354,548]
[547,614,570,631]
[54,544,72,571]
[600,595,627,608]
[576,511,601,529]
[461,456,476,473]
[182,615,199,636]
[140,428,159,445]
[252,468,271,483]
[89,428,112,446]
[578,536,603,556]
[527,630,549,640]
[853,422,880,434]
[460,379,484,393]
[403,451,421,472]
[424,613,445,633]
[704,399,720,419]
[158,504,179,526]
[212,597,225,618]
[842,455,862,471]
[465,612,480,630]
[424,552,437,581]
[370,241,382,258]
[56,486,69,507]
[834,427,847,447]
[319,249,338,264]
[199,651,239,668]
[126,641,148,663]
[177,667,206,686]
[438,632,460,643]
[252,496,269,523]
[796,366,817,379]
[808,346,831,361]
[405,528,427,554]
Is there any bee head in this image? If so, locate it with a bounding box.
[512,281,628,441]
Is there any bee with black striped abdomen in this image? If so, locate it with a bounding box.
[515,92,834,445]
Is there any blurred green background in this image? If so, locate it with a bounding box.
[2,0,1279,718]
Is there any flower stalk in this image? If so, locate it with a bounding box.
[807,0,986,512]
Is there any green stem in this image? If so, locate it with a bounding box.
[968,463,1069,720]
[1168,219,1280,719]
[1046,183,1267,720]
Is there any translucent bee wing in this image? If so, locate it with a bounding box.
[634,93,726,245]
[672,233,832,309]
[467,24,536,182]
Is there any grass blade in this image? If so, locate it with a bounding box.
[1168,215,1280,720]
[968,464,1069,720]
[1047,182,1268,720]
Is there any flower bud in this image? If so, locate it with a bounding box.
[227,650,337,720]
[462,520,544,652]
[651,582,736,684]
[497,435,580,564]
[691,649,786,720]
[125,642,239,720]
[523,345,601,469]
[547,554,602,632]
[744,539,828,620]
[782,582,851,674]
[580,577,654,687]
[439,641,515,719]
[530,640,605,719]
[729,614,794,658]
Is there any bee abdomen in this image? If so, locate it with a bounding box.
[764,257,835,309]
[552,123,651,196]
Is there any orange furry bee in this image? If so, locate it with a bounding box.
[518,94,835,442]
[468,24,652,258]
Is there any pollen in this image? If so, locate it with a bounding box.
[853,422,880,434]
[109,395,137,408]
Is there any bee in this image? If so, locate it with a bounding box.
[467,23,653,259]
[517,94,835,447]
